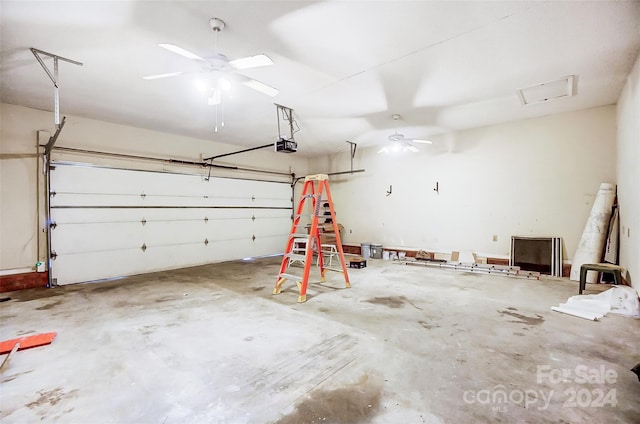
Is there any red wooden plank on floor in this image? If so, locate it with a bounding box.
[0,332,57,354]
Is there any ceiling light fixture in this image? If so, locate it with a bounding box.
[378,114,432,154]
[219,78,232,91]
[194,79,208,92]
[146,18,279,133]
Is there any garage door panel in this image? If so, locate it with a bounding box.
[51,165,148,195]
[53,249,147,285]
[51,207,145,225]
[141,221,209,245]
[50,164,291,285]
[255,220,292,240]
[208,218,254,240]
[254,210,291,236]
[52,222,144,254]
[211,239,254,262]
[51,167,291,208]
[142,243,210,271]
[254,235,288,257]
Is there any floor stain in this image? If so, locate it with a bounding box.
[274,373,382,424]
[251,286,265,292]
[25,388,78,409]
[318,307,330,313]
[366,296,406,308]
[513,332,526,337]
[36,299,63,310]
[497,310,544,326]
[154,296,174,303]
[367,295,423,311]
[506,307,518,311]
[583,348,615,363]
[139,325,157,336]
[418,320,440,330]
[89,284,122,293]
[7,288,65,302]
[1,370,34,383]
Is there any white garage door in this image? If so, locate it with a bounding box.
[49,163,292,285]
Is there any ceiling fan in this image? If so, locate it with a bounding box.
[143,17,279,106]
[378,114,432,153]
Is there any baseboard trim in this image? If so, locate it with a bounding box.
[0,272,48,293]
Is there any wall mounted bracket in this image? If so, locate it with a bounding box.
[346,141,357,174]
[31,48,83,129]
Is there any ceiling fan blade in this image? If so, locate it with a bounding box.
[405,143,420,153]
[242,78,279,97]
[158,43,205,61]
[229,54,274,70]
[142,71,183,80]
[410,138,433,144]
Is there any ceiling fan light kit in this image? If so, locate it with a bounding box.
[378,114,432,154]
[143,17,279,131]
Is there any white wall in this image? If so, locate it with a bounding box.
[0,103,308,272]
[1,100,628,276]
[616,53,640,291]
[311,106,617,261]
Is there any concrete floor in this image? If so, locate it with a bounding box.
[1,257,639,423]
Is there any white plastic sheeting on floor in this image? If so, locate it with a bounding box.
[551,286,640,320]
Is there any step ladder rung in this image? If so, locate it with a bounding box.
[323,267,344,273]
[289,233,310,238]
[279,273,303,281]
[286,253,307,261]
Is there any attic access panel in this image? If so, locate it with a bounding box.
[517,76,575,105]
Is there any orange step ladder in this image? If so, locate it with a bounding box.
[273,174,350,302]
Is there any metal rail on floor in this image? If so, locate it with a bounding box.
[402,260,541,280]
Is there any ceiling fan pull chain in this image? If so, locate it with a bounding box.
[214,104,219,132]
[220,99,225,128]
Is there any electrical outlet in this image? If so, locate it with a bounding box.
[492,235,498,242]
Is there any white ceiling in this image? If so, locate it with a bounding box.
[1,1,639,156]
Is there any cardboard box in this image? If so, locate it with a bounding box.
[307,223,344,245]
[349,257,367,268]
